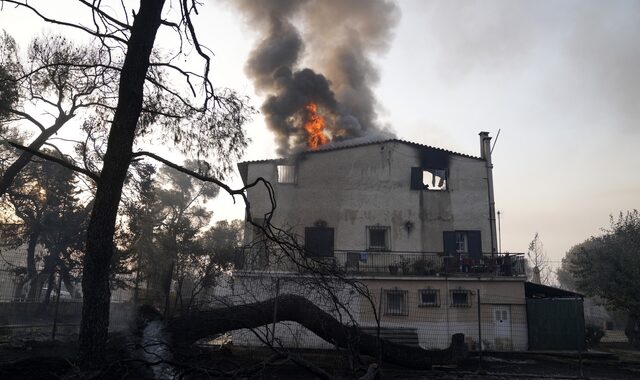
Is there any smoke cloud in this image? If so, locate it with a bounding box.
[233,0,400,155]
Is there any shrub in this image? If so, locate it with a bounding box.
[585,325,605,348]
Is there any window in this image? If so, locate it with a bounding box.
[385,289,408,316]
[304,227,334,257]
[450,289,471,307]
[410,167,447,191]
[367,226,390,251]
[418,289,440,307]
[277,165,296,184]
[423,169,447,190]
[455,232,468,253]
[443,230,482,258]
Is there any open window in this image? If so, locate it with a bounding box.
[410,167,447,191]
[450,289,471,307]
[277,165,296,184]
[455,231,468,253]
[367,226,390,251]
[418,289,440,307]
[443,230,482,258]
[384,289,408,316]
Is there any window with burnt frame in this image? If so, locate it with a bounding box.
[410,167,447,191]
[367,226,390,251]
[385,289,408,316]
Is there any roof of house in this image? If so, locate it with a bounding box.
[238,138,483,165]
[236,137,484,185]
[525,282,584,299]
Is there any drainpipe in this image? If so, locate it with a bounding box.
[479,132,498,256]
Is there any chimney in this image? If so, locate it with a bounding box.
[479,131,498,255]
[479,131,491,162]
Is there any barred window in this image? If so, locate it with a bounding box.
[418,289,440,307]
[367,226,390,251]
[384,289,408,316]
[450,289,471,307]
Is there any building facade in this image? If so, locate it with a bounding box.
[234,133,528,351]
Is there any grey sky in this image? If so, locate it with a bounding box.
[1,0,638,269]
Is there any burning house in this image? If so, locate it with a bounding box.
[233,131,529,351]
[229,0,529,351]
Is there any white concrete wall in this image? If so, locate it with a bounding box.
[243,141,492,253]
[232,274,528,351]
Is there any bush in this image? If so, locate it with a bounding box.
[585,325,605,348]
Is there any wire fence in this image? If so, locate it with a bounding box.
[229,275,530,353]
[0,261,587,361]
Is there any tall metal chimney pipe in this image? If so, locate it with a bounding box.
[479,131,498,255]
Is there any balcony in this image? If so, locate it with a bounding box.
[235,248,526,278]
[332,251,525,277]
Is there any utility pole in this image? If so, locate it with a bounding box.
[497,210,502,253]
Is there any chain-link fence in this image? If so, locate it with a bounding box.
[0,267,137,343]
[229,275,529,354]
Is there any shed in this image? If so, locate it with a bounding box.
[525,282,585,351]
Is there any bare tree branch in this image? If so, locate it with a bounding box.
[5,140,99,181]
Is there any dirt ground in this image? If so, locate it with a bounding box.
[0,338,639,379]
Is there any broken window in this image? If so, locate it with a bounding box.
[385,289,408,316]
[423,169,447,190]
[419,289,440,307]
[277,165,296,184]
[367,226,390,251]
[450,289,471,307]
[410,167,447,191]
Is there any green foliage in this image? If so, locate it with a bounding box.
[563,210,640,348]
[1,148,88,300]
[568,211,640,314]
[0,65,18,120]
[0,32,19,121]
[121,161,242,309]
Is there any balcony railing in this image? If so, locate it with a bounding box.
[332,251,525,277]
[236,248,526,278]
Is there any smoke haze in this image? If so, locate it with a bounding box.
[232,0,400,155]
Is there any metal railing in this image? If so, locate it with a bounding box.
[236,248,526,277]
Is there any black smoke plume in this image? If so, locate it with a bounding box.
[233,0,400,155]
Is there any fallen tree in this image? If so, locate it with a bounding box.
[142,294,467,370]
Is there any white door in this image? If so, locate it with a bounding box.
[493,305,512,349]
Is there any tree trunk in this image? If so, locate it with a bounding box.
[160,294,467,369]
[25,230,40,301]
[78,0,165,366]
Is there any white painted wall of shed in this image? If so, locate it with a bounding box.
[243,141,492,253]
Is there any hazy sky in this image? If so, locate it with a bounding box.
[1,0,639,268]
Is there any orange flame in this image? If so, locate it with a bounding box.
[304,102,329,149]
